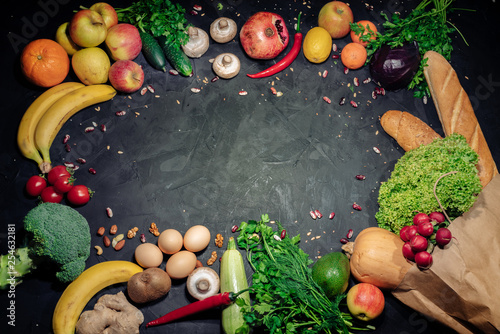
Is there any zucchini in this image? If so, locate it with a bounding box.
[220,237,250,334]
[157,35,193,77]
[139,31,167,72]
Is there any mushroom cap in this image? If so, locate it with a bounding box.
[212,53,240,79]
[181,27,209,58]
[210,17,237,43]
[186,267,220,300]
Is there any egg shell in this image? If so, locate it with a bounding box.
[183,225,211,253]
[135,243,164,268]
[158,228,183,255]
[165,250,197,279]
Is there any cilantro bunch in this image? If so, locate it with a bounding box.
[236,214,374,334]
[365,0,468,97]
[115,0,190,47]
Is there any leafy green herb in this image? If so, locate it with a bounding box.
[349,22,377,44]
[115,0,190,48]
[217,3,223,10]
[235,214,374,334]
[364,0,470,98]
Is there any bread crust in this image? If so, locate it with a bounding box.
[423,50,498,187]
[380,110,442,151]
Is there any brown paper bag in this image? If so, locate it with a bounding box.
[392,174,500,334]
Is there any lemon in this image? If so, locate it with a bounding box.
[303,27,332,64]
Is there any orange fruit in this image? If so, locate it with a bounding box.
[350,20,377,47]
[341,42,367,70]
[20,39,70,87]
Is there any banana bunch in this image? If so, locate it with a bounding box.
[17,82,116,173]
[52,261,143,334]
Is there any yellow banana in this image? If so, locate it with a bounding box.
[52,261,143,334]
[17,82,85,173]
[35,84,117,165]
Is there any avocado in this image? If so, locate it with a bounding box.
[311,252,350,300]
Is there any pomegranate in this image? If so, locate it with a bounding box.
[240,12,289,59]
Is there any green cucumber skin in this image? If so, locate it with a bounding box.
[157,36,193,77]
[220,239,250,334]
[139,31,167,72]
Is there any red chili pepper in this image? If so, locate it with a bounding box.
[147,292,233,328]
[247,12,302,79]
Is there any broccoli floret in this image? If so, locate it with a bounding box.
[23,202,91,283]
[376,134,482,233]
[0,247,35,289]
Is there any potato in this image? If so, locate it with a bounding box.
[127,268,171,304]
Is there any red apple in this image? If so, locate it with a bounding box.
[105,23,142,61]
[346,283,385,321]
[108,60,144,93]
[69,9,107,47]
[89,2,118,29]
[318,1,354,39]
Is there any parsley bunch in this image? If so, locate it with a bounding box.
[235,214,374,334]
[364,0,468,98]
[115,0,190,47]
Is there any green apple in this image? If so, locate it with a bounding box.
[69,9,107,48]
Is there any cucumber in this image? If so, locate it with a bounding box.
[139,31,167,72]
[157,35,193,77]
[220,237,250,334]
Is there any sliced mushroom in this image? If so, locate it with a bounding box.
[186,267,220,300]
[181,26,210,58]
[212,53,240,79]
[210,17,237,43]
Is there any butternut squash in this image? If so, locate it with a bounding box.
[342,227,412,290]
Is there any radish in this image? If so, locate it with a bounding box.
[403,225,418,241]
[399,226,410,242]
[402,242,416,261]
[413,212,430,225]
[414,251,433,269]
[410,235,428,253]
[436,227,452,247]
[429,211,445,223]
[417,221,434,237]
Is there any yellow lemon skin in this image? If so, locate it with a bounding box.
[303,27,332,64]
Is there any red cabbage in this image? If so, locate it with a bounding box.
[369,41,421,91]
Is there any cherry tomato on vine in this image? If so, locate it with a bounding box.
[47,165,72,185]
[25,175,47,197]
[67,185,92,206]
[40,186,64,203]
[53,175,74,194]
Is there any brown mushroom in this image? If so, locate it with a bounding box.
[182,26,209,58]
[212,53,240,79]
[210,17,237,43]
[186,267,220,300]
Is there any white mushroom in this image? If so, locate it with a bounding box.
[210,17,237,43]
[212,53,240,79]
[186,267,220,300]
[181,26,210,58]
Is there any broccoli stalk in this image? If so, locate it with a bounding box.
[0,247,35,289]
[1,202,91,288]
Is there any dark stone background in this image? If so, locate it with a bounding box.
[1,0,499,333]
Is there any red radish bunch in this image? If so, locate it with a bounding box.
[25,164,93,206]
[400,211,453,270]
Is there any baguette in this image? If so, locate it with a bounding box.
[380,110,442,151]
[423,50,498,187]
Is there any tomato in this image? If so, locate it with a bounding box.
[53,175,74,194]
[25,175,47,197]
[47,165,71,185]
[40,186,64,203]
[67,185,92,206]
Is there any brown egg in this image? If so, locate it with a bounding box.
[158,228,183,255]
[165,250,197,279]
[134,243,164,268]
[183,225,211,253]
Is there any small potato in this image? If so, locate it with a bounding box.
[127,268,171,304]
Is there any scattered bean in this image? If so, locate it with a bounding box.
[115,110,126,116]
[88,168,97,175]
[238,90,248,96]
[231,225,239,233]
[340,238,349,244]
[100,124,106,132]
[323,96,332,104]
[339,97,346,106]
[273,234,282,242]
[140,233,146,243]
[62,134,70,144]
[211,76,219,83]
[76,158,86,164]
[355,174,366,180]
[329,212,335,220]
[353,203,362,211]
[346,229,354,239]
[65,144,71,152]
[309,210,317,220]
[147,84,155,93]
[106,207,113,218]
[350,100,358,108]
[84,126,95,133]
[373,146,381,154]
[191,87,201,93]
[314,209,323,219]
[280,229,287,239]
[332,54,340,59]
[353,77,360,87]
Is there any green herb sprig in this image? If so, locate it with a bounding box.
[362,0,470,98]
[115,0,190,48]
[235,214,374,334]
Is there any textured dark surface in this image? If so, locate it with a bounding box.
[1,0,499,333]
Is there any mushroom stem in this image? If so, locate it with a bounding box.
[218,19,229,30]
[222,55,232,67]
[188,26,199,38]
[196,279,210,292]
